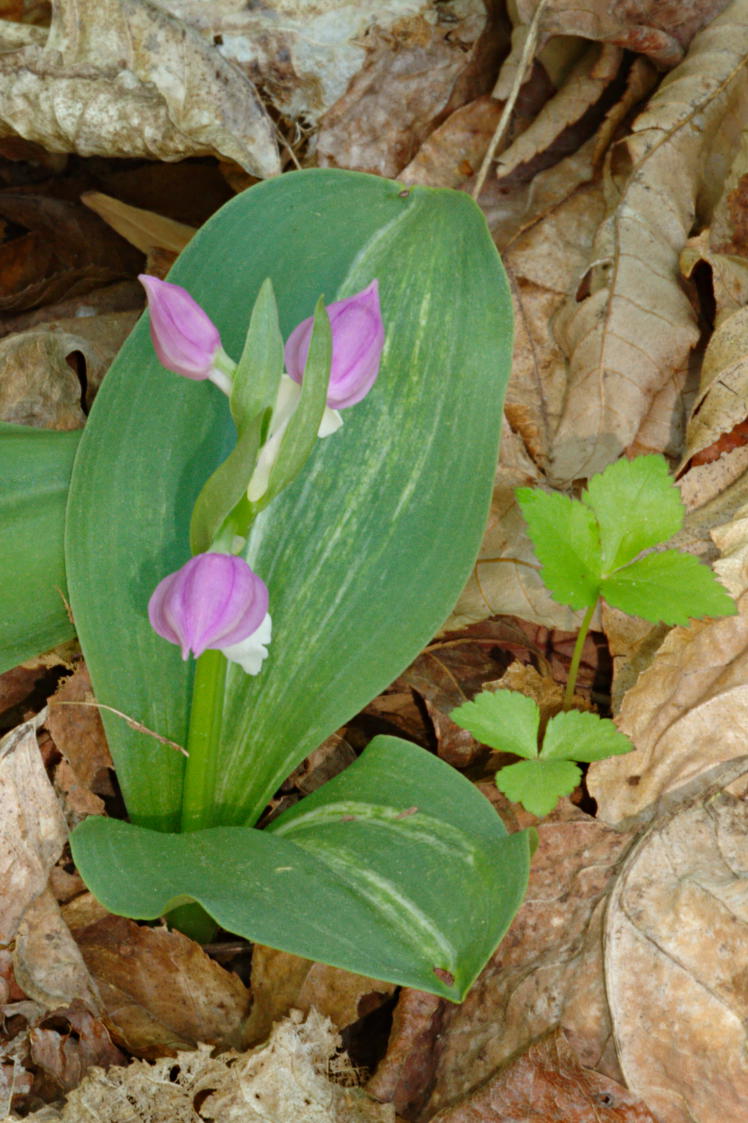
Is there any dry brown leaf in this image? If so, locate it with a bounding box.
[605,780,748,1122]
[422,802,632,1117]
[494,41,622,184]
[518,0,733,68]
[0,0,279,176]
[29,1002,126,1093]
[81,191,195,255]
[0,192,142,312]
[69,914,251,1055]
[428,1029,659,1122]
[399,95,503,189]
[157,0,504,150]
[244,945,395,1047]
[316,4,494,178]
[588,581,748,829]
[47,667,113,793]
[684,305,748,463]
[0,330,84,429]
[13,888,100,1013]
[3,1011,391,1123]
[549,3,748,482]
[0,279,142,340]
[0,719,67,946]
[367,989,443,1118]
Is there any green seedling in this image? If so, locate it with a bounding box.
[452,454,737,816]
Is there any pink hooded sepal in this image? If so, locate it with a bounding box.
[285,280,384,410]
[148,553,269,661]
[139,274,222,380]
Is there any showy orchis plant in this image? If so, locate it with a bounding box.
[452,455,737,817]
[55,171,530,1000]
[138,273,383,838]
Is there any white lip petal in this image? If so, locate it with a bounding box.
[221,613,272,675]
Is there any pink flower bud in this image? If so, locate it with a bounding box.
[139,274,223,382]
[148,553,269,664]
[285,280,384,410]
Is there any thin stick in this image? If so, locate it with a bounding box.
[472,0,548,201]
[49,700,188,757]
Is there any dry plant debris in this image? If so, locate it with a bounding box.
[5,0,748,1120]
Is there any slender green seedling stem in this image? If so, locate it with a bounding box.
[180,648,228,832]
[563,598,597,710]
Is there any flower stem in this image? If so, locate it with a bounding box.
[180,648,227,832]
[563,599,597,710]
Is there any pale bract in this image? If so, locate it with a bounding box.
[148,552,270,674]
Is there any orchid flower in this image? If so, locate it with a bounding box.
[247,281,384,502]
[139,275,236,395]
[148,553,271,675]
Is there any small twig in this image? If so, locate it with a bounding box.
[472,0,548,201]
[49,700,188,757]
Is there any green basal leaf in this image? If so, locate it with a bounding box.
[258,298,332,509]
[71,737,531,1001]
[516,488,601,610]
[496,758,581,817]
[0,422,79,673]
[451,689,540,758]
[583,454,685,572]
[66,170,514,832]
[541,708,634,762]
[601,550,737,625]
[231,277,284,431]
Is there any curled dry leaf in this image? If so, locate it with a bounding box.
[0,720,67,946]
[158,0,502,158]
[29,1001,126,1094]
[13,888,100,1013]
[243,944,395,1047]
[315,2,496,178]
[685,306,748,464]
[494,42,623,186]
[422,802,632,1118]
[517,0,733,68]
[605,779,748,1122]
[0,192,143,313]
[428,1029,659,1123]
[367,988,443,1118]
[550,3,748,482]
[0,330,86,430]
[589,495,748,826]
[0,0,279,176]
[67,913,251,1056]
[81,191,195,256]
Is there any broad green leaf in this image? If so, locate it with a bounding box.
[0,422,78,673]
[71,737,531,1000]
[496,759,581,817]
[541,708,634,762]
[601,550,737,625]
[65,170,514,831]
[451,689,540,758]
[516,488,601,610]
[582,455,684,572]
